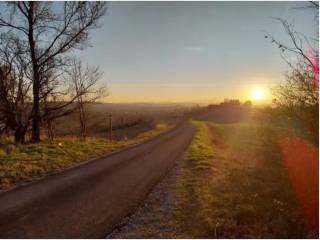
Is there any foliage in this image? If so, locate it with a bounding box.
[187,99,253,123]
[273,61,319,144]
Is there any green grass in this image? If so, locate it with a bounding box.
[173,120,309,238]
[183,121,216,170]
[0,123,172,191]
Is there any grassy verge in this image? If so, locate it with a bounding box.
[0,123,172,191]
[173,121,309,238]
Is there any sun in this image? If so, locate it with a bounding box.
[250,87,266,101]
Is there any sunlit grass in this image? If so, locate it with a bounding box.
[0,123,172,191]
[183,121,216,170]
[173,120,309,238]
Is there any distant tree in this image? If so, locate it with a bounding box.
[0,1,107,142]
[67,58,106,140]
[243,100,252,108]
[221,99,241,108]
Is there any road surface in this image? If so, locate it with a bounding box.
[0,121,194,238]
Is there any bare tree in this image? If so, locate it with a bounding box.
[0,34,32,143]
[0,1,106,142]
[67,58,106,140]
[265,1,319,143]
[265,2,318,69]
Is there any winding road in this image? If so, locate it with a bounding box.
[0,121,194,238]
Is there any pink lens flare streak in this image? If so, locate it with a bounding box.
[306,48,319,89]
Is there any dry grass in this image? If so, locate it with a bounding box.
[173,121,310,238]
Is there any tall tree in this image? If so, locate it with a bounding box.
[0,1,106,142]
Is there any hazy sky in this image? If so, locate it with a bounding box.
[78,1,318,104]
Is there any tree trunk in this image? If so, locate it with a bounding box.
[14,126,27,144]
[31,81,40,143]
[28,2,41,143]
[78,98,87,140]
[46,118,55,141]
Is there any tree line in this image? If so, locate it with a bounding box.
[0,2,107,143]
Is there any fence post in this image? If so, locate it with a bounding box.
[107,113,112,141]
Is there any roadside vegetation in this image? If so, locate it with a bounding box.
[173,120,310,238]
[263,2,319,146]
[0,123,172,191]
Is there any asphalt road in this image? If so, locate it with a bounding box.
[0,121,194,238]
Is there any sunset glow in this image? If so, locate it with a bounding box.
[0,1,318,238]
[250,87,267,101]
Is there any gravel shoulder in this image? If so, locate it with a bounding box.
[108,157,182,239]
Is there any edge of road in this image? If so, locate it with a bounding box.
[0,118,192,220]
[0,118,189,196]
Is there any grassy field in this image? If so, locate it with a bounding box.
[173,121,310,238]
[0,123,172,191]
[52,102,185,138]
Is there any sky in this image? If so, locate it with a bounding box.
[78,1,318,104]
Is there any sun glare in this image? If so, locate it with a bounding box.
[251,87,266,101]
